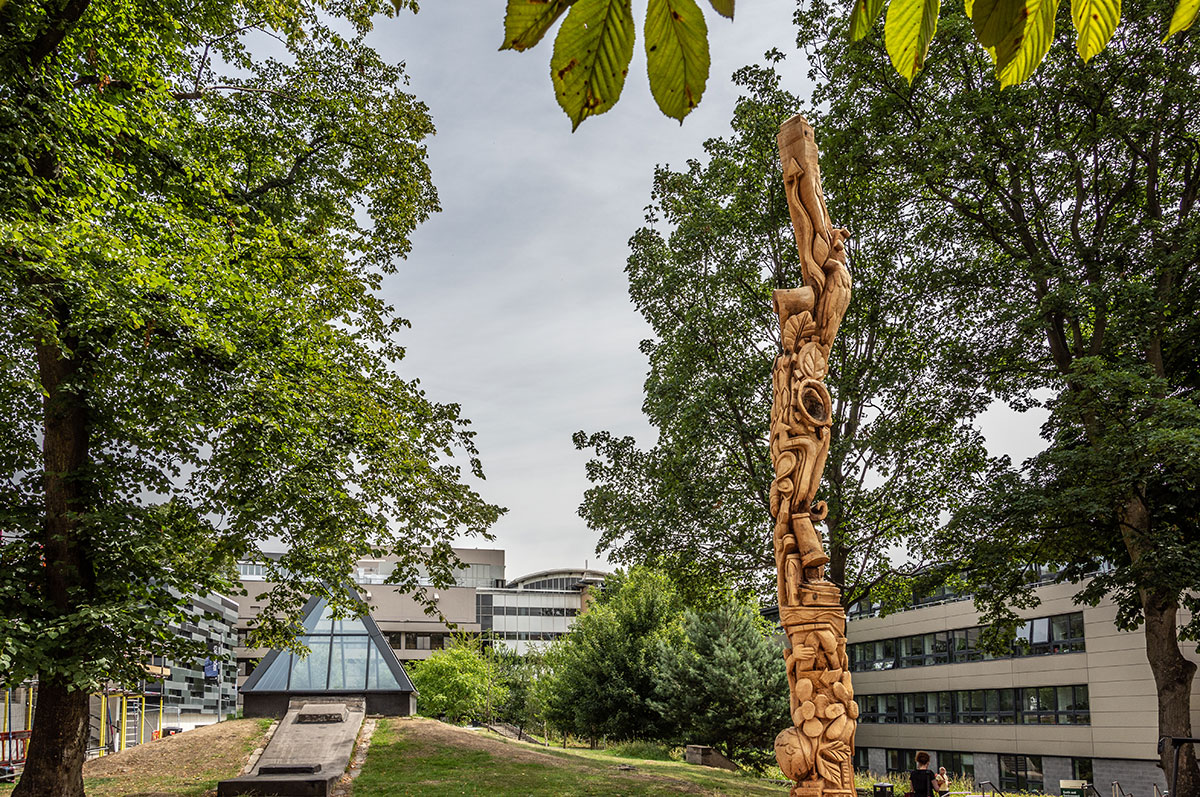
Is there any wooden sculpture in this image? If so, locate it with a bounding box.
[770,114,857,797]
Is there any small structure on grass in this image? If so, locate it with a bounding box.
[239,592,416,718]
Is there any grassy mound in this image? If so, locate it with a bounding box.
[0,718,270,797]
[353,717,786,796]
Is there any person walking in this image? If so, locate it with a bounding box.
[935,766,951,796]
[911,751,937,797]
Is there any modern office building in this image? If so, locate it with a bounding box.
[844,576,1200,795]
[232,548,606,687]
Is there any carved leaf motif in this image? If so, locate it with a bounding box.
[816,739,851,782]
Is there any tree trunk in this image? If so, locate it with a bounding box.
[12,680,90,797]
[1143,590,1199,797]
[15,322,93,797]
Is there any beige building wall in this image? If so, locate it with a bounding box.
[849,579,1200,784]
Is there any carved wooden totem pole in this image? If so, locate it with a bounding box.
[770,115,857,797]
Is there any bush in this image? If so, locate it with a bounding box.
[603,740,676,761]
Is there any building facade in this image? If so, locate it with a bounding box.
[232,549,606,687]
[845,578,1200,795]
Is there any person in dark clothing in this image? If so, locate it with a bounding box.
[911,751,937,797]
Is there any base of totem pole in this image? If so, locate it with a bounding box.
[790,780,856,797]
[774,580,858,796]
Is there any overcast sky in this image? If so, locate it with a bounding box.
[362,3,1048,581]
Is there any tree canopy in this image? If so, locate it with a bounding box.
[574,57,990,608]
[652,598,789,767]
[798,0,1200,786]
[1,0,502,792]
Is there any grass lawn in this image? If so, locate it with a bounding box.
[0,717,270,797]
[351,717,788,796]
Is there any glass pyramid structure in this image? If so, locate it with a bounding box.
[241,591,414,698]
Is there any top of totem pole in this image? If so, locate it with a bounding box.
[776,114,817,168]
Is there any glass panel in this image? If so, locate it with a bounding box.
[252,652,291,690]
[303,600,334,633]
[328,636,369,690]
[290,637,331,690]
[367,640,402,690]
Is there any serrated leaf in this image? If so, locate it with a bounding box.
[850,0,888,40]
[1071,0,1119,59]
[550,0,635,130]
[645,0,709,121]
[994,0,1060,86]
[501,0,577,51]
[971,0,1026,46]
[884,0,941,83]
[1164,0,1199,38]
[708,0,734,18]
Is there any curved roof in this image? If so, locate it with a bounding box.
[505,568,609,589]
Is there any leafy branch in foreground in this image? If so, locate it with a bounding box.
[497,0,1195,126]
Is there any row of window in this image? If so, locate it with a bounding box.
[850,612,1085,671]
[519,577,583,591]
[858,685,1089,725]
[847,565,1074,619]
[480,605,580,617]
[382,632,450,651]
[865,750,1093,792]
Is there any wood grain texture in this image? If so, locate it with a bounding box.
[770,114,857,796]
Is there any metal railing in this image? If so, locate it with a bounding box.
[977,780,1006,797]
[1112,780,1136,797]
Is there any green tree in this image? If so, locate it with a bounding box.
[574,57,990,609]
[411,638,507,724]
[0,1,502,793]
[542,567,685,741]
[798,0,1200,788]
[652,597,788,768]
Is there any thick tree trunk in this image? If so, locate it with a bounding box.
[14,323,93,797]
[12,681,90,797]
[1143,591,1199,797]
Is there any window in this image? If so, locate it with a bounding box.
[1000,755,1043,793]
[887,749,917,774]
[859,612,1085,671]
[1019,685,1089,725]
[855,747,870,771]
[850,639,897,672]
[859,694,884,724]
[938,752,974,781]
[1072,758,1093,783]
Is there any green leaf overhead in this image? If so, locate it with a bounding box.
[1071,0,1121,59]
[1165,0,1200,37]
[993,0,1061,86]
[550,0,636,130]
[850,0,888,40]
[970,0,1027,46]
[645,0,710,121]
[885,0,941,82]
[707,0,734,18]
[501,0,578,51]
